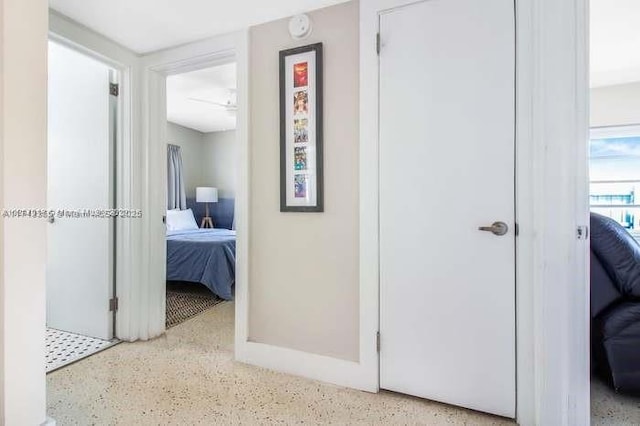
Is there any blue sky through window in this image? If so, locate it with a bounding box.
[591,136,640,158]
[590,135,640,231]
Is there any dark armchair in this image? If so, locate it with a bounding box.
[590,212,640,394]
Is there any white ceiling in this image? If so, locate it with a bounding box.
[48,0,349,54]
[167,62,237,133]
[591,0,640,87]
[49,0,640,89]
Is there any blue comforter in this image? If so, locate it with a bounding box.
[166,229,236,300]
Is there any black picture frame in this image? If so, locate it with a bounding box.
[279,43,324,212]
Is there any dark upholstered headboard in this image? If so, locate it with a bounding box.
[186,197,235,229]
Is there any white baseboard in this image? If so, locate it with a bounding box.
[236,341,378,392]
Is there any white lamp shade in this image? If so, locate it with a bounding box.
[196,187,218,203]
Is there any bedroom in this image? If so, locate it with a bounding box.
[164,62,238,327]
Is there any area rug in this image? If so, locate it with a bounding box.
[166,282,224,328]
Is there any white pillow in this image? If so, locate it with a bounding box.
[166,208,199,231]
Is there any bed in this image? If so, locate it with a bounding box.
[165,209,236,300]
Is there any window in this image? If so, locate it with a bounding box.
[590,125,640,239]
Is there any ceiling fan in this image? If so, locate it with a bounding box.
[188,89,237,112]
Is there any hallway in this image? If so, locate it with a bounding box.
[47,302,512,425]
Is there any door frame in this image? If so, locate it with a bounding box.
[141,30,250,346]
[360,0,590,424]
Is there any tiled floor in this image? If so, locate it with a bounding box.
[591,376,640,425]
[47,302,514,425]
[46,328,117,373]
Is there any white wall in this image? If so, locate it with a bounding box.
[167,121,204,198]
[1,0,48,423]
[591,81,640,127]
[202,130,236,198]
[249,1,360,362]
[0,3,5,419]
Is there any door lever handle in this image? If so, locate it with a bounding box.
[478,221,508,236]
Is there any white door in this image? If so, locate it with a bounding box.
[47,41,115,340]
[379,0,515,418]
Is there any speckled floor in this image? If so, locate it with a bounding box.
[591,376,640,425]
[47,302,514,425]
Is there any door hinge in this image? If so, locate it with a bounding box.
[577,225,589,240]
[514,222,519,237]
[376,33,381,55]
[109,297,119,312]
[109,83,119,97]
[376,331,381,352]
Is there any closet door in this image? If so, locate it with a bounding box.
[379,0,516,417]
[47,41,115,340]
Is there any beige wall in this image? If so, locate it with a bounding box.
[202,130,236,198]
[248,0,360,362]
[1,0,48,423]
[591,82,640,127]
[167,122,204,198]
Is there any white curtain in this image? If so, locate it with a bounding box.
[167,144,186,210]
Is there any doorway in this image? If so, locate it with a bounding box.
[163,61,238,329]
[588,1,640,422]
[46,40,120,372]
[137,29,249,364]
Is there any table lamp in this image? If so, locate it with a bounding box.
[196,187,218,228]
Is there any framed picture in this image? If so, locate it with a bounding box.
[279,43,323,212]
